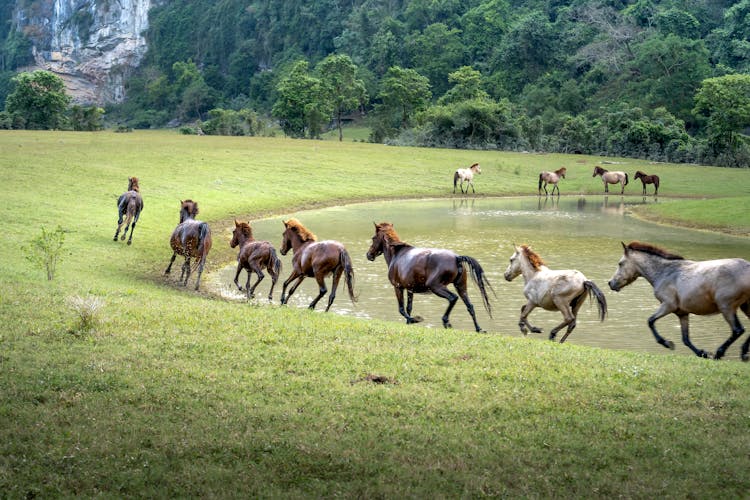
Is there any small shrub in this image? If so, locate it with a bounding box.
[23,225,66,280]
[67,295,105,334]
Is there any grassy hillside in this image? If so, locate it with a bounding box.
[1,130,749,497]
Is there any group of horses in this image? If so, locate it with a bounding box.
[114,176,750,362]
[538,165,660,196]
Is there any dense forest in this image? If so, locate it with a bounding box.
[2,0,750,166]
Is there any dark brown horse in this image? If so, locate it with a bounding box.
[538,167,566,196]
[164,200,212,290]
[279,218,356,311]
[634,170,660,195]
[593,165,628,194]
[366,222,493,332]
[230,220,282,301]
[113,176,143,245]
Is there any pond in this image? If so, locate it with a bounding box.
[209,196,750,358]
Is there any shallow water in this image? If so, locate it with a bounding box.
[210,196,750,358]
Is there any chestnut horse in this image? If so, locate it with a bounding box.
[538,167,567,196]
[366,222,493,332]
[609,241,750,360]
[113,176,143,245]
[164,200,213,290]
[453,163,481,194]
[504,244,607,343]
[593,165,628,194]
[634,170,660,195]
[279,218,356,311]
[230,220,282,301]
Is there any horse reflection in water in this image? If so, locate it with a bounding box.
[113,176,143,245]
[164,200,212,290]
[279,218,356,311]
[230,220,282,301]
[504,244,607,343]
[609,241,750,360]
[366,222,493,332]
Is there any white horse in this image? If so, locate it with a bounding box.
[609,241,750,360]
[538,167,567,196]
[504,244,607,343]
[453,163,481,194]
[593,165,628,194]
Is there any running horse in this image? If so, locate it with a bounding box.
[538,167,567,196]
[164,200,213,290]
[592,165,628,194]
[453,163,482,194]
[113,176,143,245]
[230,220,282,301]
[366,222,493,332]
[634,170,660,195]
[279,218,356,311]
[504,244,607,342]
[609,241,750,360]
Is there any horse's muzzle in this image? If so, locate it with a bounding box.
[608,280,620,291]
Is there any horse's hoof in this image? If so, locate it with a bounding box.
[665,340,675,350]
[113,236,118,241]
[700,350,713,359]
[120,235,126,241]
[443,323,452,329]
[530,327,543,334]
[741,353,749,362]
[127,240,132,246]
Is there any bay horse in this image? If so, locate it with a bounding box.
[279,218,356,311]
[592,165,628,194]
[634,170,660,195]
[453,163,481,194]
[113,176,143,245]
[609,241,750,360]
[366,222,493,332]
[230,220,282,301]
[164,200,212,290]
[538,167,567,196]
[504,244,607,343]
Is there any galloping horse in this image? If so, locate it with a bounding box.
[366,222,493,332]
[113,176,143,245]
[164,200,213,290]
[504,244,607,342]
[609,241,750,360]
[538,167,567,196]
[634,170,660,195]
[230,220,282,301]
[453,163,481,194]
[592,166,628,194]
[279,218,356,311]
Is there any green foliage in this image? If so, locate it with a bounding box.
[22,225,66,281]
[68,105,105,131]
[5,70,71,129]
[202,108,268,136]
[374,65,432,137]
[272,60,332,138]
[315,54,367,141]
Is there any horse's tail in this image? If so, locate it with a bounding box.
[270,247,282,276]
[583,280,607,322]
[624,172,629,186]
[197,222,212,255]
[538,173,543,191]
[458,256,494,317]
[654,175,660,191]
[453,170,459,190]
[340,248,358,304]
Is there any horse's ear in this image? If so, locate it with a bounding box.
[234,219,239,226]
[282,219,288,227]
[621,241,628,254]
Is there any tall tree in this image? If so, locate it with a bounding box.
[693,74,750,155]
[377,66,432,130]
[5,70,70,130]
[272,60,331,139]
[316,54,367,141]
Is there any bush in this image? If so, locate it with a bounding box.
[22,225,66,280]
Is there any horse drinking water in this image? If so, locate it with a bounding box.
[453,163,481,194]
[230,220,282,301]
[113,177,143,245]
[634,170,660,195]
[504,244,607,342]
[609,241,750,360]
[279,218,356,311]
[593,165,628,194]
[366,222,493,332]
[538,167,567,196]
[164,200,213,290]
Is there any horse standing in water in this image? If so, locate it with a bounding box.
[609,241,750,360]
[113,177,143,245]
[593,166,628,194]
[366,222,493,332]
[453,163,482,194]
[164,200,212,290]
[634,170,660,195]
[230,220,282,301]
[538,167,567,196]
[504,244,607,342]
[279,218,356,311]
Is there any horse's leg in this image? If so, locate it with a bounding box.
[455,283,483,332]
[180,257,192,286]
[429,284,459,329]
[740,302,750,361]
[281,272,304,305]
[552,296,578,343]
[620,181,625,194]
[677,313,711,358]
[193,254,209,291]
[233,263,245,292]
[604,182,609,193]
[267,262,279,302]
[165,253,177,275]
[126,212,139,245]
[519,301,541,334]
[120,212,133,241]
[324,267,344,312]
[394,287,419,324]
[469,181,475,193]
[647,303,676,350]
[714,308,745,360]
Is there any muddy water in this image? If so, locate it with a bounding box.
[210,196,750,358]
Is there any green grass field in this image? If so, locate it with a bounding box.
[2,130,750,497]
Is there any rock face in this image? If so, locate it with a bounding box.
[13,0,152,104]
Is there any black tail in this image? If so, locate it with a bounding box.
[453,171,459,191]
[583,280,607,322]
[538,173,543,191]
[458,256,494,317]
[624,172,629,186]
[340,249,357,304]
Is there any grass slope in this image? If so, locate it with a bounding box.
[1,130,749,497]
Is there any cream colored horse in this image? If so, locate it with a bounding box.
[593,165,628,194]
[538,167,566,196]
[453,163,481,194]
[504,244,607,343]
[609,241,750,360]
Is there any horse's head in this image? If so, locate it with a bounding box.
[179,199,199,223]
[128,176,140,192]
[280,218,316,255]
[592,166,603,177]
[608,242,643,291]
[471,163,481,174]
[504,245,523,281]
[558,167,567,178]
[366,222,391,261]
[634,171,644,180]
[231,220,252,248]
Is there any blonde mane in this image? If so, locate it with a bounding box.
[285,218,317,242]
[521,245,545,270]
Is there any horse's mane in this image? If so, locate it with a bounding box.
[556,167,567,175]
[470,163,479,168]
[128,176,140,192]
[521,245,545,270]
[235,221,253,239]
[627,241,684,260]
[376,222,406,245]
[182,199,199,216]
[594,165,608,173]
[285,218,317,242]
